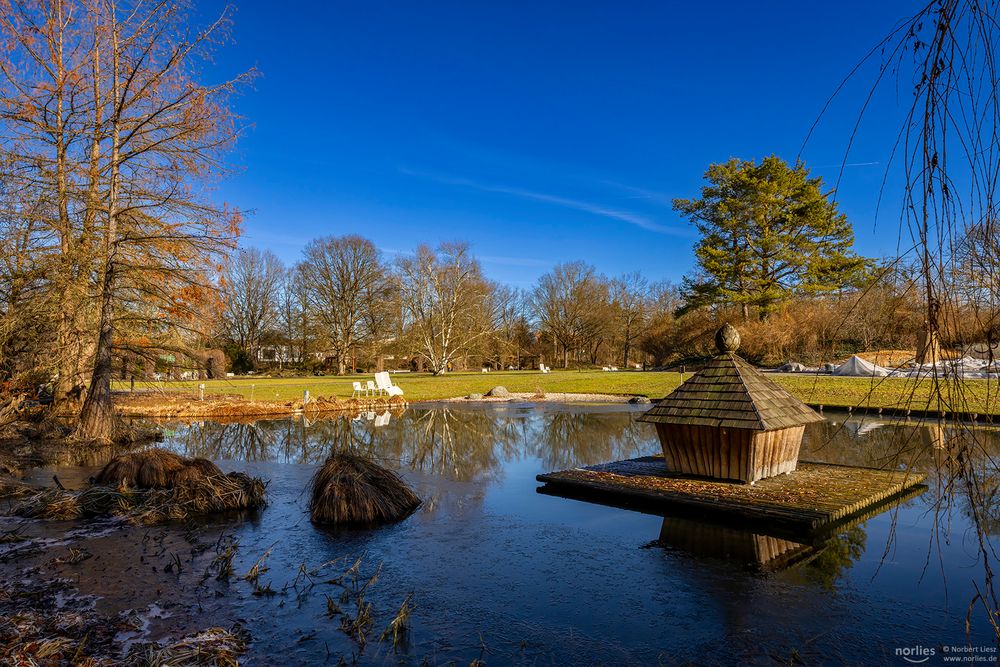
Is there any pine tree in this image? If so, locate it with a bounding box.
[674,155,869,320]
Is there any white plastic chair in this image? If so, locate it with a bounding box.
[375,371,404,397]
[366,380,377,396]
[351,381,363,398]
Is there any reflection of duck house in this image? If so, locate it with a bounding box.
[638,324,823,483]
[652,479,929,572]
[655,516,816,572]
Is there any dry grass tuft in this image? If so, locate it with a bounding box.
[94,449,224,490]
[134,625,249,666]
[0,478,36,499]
[11,465,268,525]
[309,452,420,526]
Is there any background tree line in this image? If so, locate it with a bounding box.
[211,156,947,375]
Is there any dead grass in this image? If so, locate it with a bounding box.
[310,453,421,526]
[0,573,248,666]
[11,461,268,525]
[93,449,225,489]
[115,391,406,420]
[138,625,249,666]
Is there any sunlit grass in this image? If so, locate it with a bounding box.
[113,369,1000,414]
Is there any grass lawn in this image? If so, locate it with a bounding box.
[116,369,1000,415]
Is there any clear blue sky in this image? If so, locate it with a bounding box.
[200,1,921,287]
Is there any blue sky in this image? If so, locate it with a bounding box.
[199,1,922,287]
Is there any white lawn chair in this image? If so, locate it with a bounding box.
[602,366,610,371]
[375,371,404,397]
[611,366,618,372]
[540,364,551,373]
[366,380,378,396]
[481,368,489,373]
[351,381,363,398]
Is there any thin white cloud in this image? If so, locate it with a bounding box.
[400,166,687,236]
[479,254,550,267]
[378,246,414,257]
[602,180,675,206]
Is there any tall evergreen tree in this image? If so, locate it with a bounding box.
[674,156,869,320]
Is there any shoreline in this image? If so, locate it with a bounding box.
[430,391,640,404]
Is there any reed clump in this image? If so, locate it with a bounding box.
[309,452,420,526]
[11,450,267,525]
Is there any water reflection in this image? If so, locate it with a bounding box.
[159,405,652,482]
[650,515,869,588]
[652,516,820,572]
[156,406,1000,554]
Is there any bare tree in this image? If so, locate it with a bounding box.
[610,272,650,368]
[491,285,532,370]
[299,235,389,375]
[220,247,283,364]
[73,0,248,439]
[532,261,609,368]
[277,264,307,364]
[397,242,494,374]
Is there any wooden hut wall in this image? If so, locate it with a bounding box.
[655,423,804,483]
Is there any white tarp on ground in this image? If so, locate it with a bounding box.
[833,355,891,377]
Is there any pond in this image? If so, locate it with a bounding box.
[6,403,1000,664]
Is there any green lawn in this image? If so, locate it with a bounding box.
[116,369,1000,415]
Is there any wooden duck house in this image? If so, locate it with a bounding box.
[638,323,823,483]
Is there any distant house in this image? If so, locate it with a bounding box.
[256,345,297,365]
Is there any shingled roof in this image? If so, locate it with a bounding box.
[638,326,822,431]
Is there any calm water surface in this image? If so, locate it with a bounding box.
[16,404,1000,664]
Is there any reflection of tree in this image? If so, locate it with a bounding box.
[802,526,867,590]
[156,407,663,483]
[959,465,1000,536]
[391,408,525,482]
[532,411,652,471]
[167,421,283,461]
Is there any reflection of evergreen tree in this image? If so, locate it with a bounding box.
[958,465,1000,536]
[803,526,867,590]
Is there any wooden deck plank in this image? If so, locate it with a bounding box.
[536,456,927,533]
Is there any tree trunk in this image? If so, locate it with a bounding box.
[78,265,115,441]
[79,4,121,442]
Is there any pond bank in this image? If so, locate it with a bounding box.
[114,391,407,420]
[115,370,1000,417]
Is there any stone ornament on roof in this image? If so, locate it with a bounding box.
[715,322,740,353]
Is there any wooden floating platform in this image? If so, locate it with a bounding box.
[536,456,927,534]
